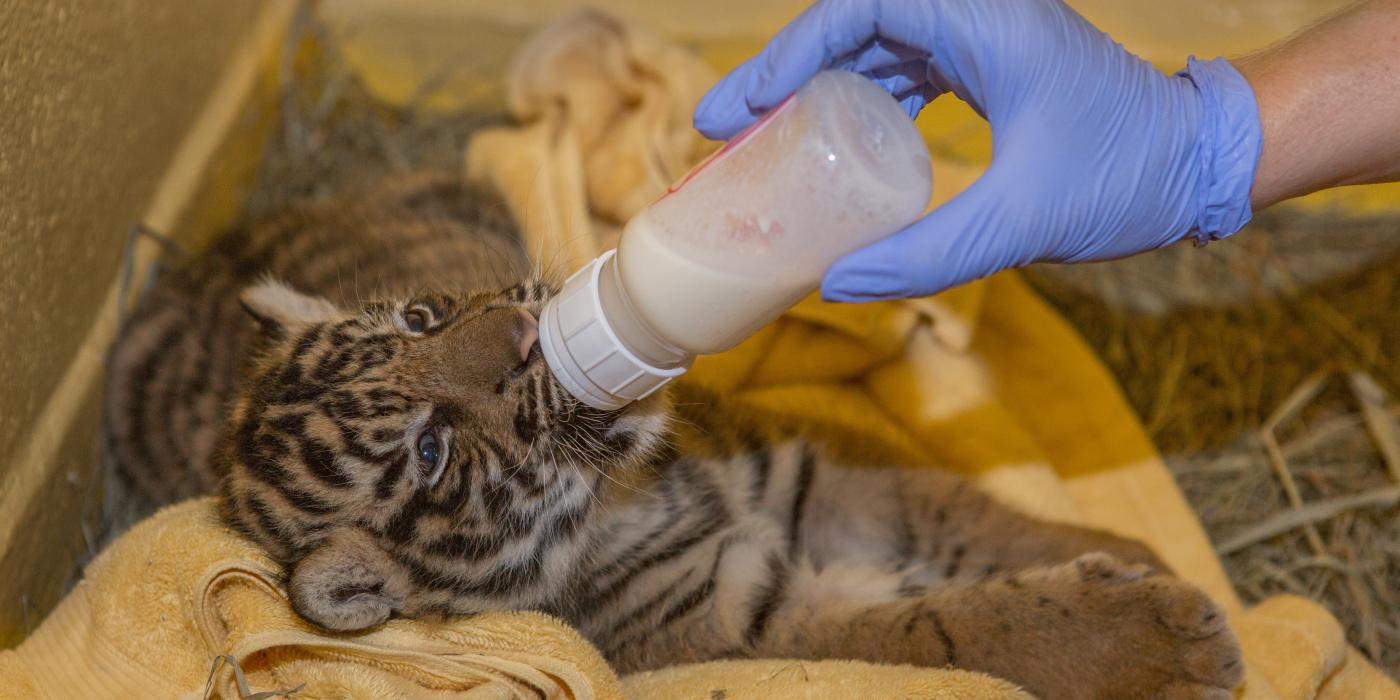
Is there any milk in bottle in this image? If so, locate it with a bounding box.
[539,70,933,409]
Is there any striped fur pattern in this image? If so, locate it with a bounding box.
[104,174,528,506]
[105,174,1243,698]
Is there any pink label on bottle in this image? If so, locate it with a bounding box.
[724,212,785,247]
[650,94,796,206]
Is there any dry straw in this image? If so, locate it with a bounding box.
[1030,210,1400,677]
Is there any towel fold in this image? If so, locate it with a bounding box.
[0,499,624,699]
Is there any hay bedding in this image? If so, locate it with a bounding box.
[1028,210,1400,678]
[243,7,511,218]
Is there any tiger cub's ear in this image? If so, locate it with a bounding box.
[239,278,341,341]
[288,529,410,632]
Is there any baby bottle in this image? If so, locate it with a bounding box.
[538,70,933,410]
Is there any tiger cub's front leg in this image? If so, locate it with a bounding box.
[755,553,1244,699]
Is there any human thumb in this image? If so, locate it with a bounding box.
[820,171,1029,301]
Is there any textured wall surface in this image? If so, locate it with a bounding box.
[0,1,262,484]
[0,0,267,645]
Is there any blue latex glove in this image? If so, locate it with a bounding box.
[693,0,1263,301]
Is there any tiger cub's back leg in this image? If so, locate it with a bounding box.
[796,461,1166,583]
[755,457,1240,697]
[753,553,1243,698]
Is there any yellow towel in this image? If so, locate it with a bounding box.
[3,8,1395,700]
[0,502,1382,699]
[623,660,1032,700]
[0,498,1027,698]
[0,498,623,699]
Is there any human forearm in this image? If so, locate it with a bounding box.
[1238,0,1400,209]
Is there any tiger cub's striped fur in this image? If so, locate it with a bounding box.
[105,174,1242,698]
[104,174,527,507]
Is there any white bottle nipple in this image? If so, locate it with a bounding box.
[539,250,688,410]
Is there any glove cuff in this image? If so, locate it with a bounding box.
[1178,56,1263,244]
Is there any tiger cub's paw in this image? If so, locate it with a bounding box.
[990,553,1243,699]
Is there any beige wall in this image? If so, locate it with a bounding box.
[0,0,280,645]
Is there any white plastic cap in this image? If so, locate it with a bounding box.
[538,250,689,410]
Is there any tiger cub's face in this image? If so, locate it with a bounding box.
[219,278,671,631]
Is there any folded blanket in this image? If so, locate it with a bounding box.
[0,499,1385,699]
[0,499,1038,699]
[0,498,623,699]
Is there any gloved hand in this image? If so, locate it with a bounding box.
[693,0,1263,301]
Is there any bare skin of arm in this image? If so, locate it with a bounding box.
[1239,0,1400,209]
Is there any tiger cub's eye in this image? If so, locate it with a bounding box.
[403,307,430,334]
[417,428,450,488]
[417,430,440,466]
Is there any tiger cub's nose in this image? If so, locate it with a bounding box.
[515,308,539,363]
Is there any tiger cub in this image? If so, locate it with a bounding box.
[104,174,528,507]
[105,174,1242,698]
